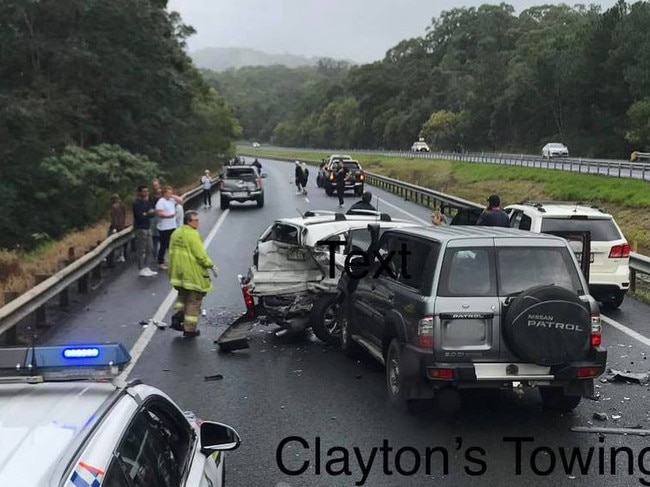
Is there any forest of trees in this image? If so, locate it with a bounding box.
[206,1,650,158]
[0,0,241,249]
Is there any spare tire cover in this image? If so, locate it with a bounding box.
[503,285,591,366]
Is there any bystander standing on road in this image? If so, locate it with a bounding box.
[335,160,350,208]
[476,194,510,227]
[300,162,309,195]
[149,180,163,259]
[168,210,218,337]
[155,185,182,269]
[132,186,158,277]
[201,170,212,208]
[108,194,127,262]
[294,161,304,194]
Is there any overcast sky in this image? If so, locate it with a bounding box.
[167,0,619,63]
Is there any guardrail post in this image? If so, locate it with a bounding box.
[2,292,19,344]
[34,274,50,328]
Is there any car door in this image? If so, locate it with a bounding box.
[349,234,396,347]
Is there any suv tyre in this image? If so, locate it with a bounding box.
[310,295,340,344]
[503,285,591,366]
[539,387,582,412]
[220,195,229,210]
[601,291,624,310]
[386,339,424,413]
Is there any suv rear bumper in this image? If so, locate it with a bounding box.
[402,344,607,390]
[221,189,263,202]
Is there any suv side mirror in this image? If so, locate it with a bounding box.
[261,173,268,178]
[200,421,241,452]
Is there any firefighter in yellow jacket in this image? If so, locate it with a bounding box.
[168,210,218,337]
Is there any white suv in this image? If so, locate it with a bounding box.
[505,202,630,309]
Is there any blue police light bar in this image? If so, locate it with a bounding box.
[24,343,131,369]
[0,343,131,381]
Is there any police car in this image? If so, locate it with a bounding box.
[0,343,240,486]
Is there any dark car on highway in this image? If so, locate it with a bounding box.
[322,159,366,196]
[218,165,267,209]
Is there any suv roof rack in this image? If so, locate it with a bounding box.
[518,201,606,214]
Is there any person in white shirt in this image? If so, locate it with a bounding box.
[200,170,212,208]
[155,186,182,269]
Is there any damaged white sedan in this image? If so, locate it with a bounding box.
[234,210,417,344]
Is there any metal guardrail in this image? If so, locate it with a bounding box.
[0,181,209,339]
[241,151,650,291]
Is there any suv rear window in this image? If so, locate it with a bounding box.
[262,223,299,245]
[540,218,621,241]
[437,246,584,297]
[226,168,256,178]
[343,161,360,169]
[497,247,583,295]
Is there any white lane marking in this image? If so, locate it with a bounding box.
[119,209,230,380]
[602,315,650,349]
[376,197,430,225]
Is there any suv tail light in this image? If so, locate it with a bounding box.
[329,173,334,181]
[590,312,601,347]
[359,171,365,181]
[255,178,261,189]
[417,315,434,347]
[609,243,630,258]
[241,285,256,318]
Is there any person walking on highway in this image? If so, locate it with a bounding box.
[132,186,158,277]
[168,210,218,337]
[347,191,376,213]
[252,158,262,172]
[201,170,212,208]
[300,162,309,195]
[294,161,304,194]
[476,194,510,227]
[335,160,349,208]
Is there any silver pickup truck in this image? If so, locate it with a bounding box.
[218,165,267,209]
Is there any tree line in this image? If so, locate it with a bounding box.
[206,1,650,159]
[0,0,241,249]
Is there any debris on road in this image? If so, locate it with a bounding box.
[605,369,650,384]
[572,426,650,436]
[204,374,223,381]
[592,412,609,421]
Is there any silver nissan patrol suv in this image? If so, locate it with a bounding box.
[337,225,607,413]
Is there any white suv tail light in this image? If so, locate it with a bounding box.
[417,315,434,347]
[590,312,602,347]
[609,243,630,258]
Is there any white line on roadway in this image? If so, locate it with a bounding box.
[118,209,230,380]
[602,315,650,349]
[376,197,430,225]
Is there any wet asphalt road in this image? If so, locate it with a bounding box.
[42,158,650,487]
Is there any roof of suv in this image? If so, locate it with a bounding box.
[385,224,571,244]
[507,203,611,219]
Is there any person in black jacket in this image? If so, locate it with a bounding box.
[334,160,349,207]
[347,191,376,213]
[476,194,510,227]
[294,161,304,194]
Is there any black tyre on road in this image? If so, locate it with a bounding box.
[310,295,339,344]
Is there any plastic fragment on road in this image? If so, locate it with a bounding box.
[605,369,650,384]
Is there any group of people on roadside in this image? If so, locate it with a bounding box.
[130,178,184,276]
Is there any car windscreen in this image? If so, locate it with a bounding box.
[540,218,621,241]
[497,247,584,295]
